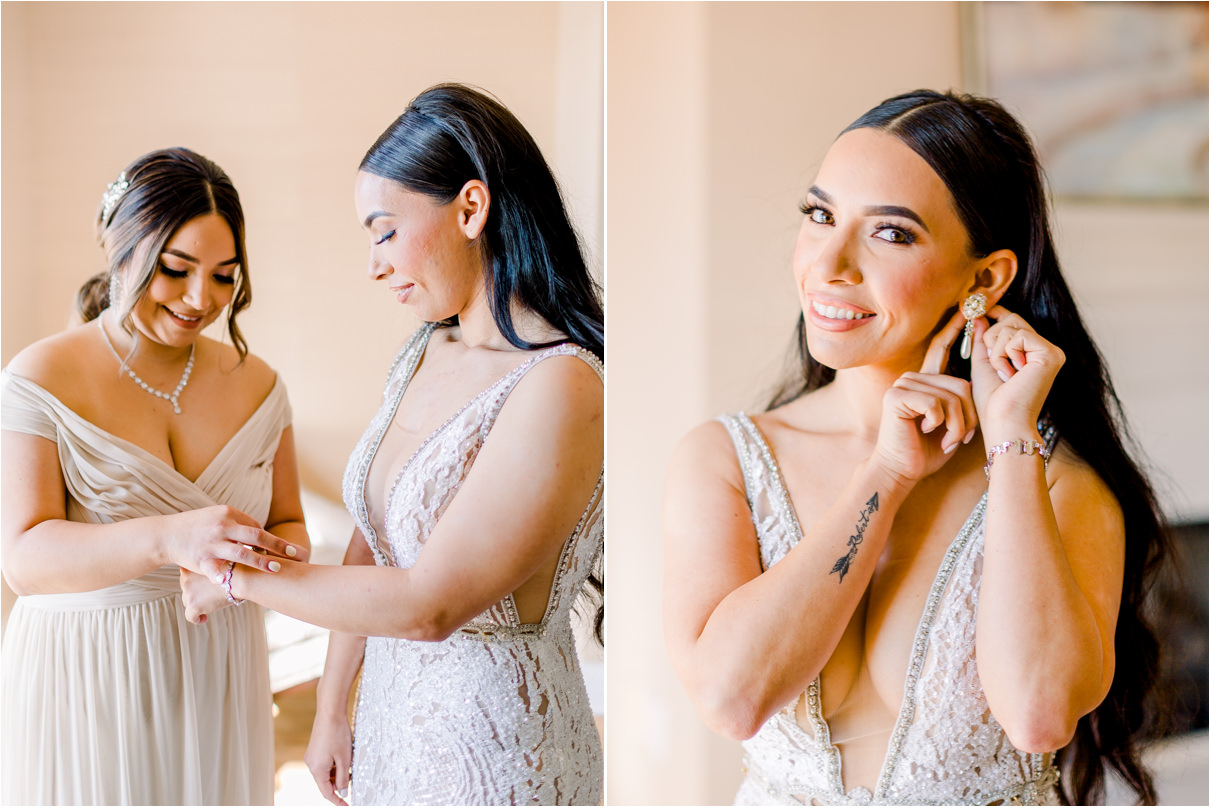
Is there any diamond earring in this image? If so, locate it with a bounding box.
[109,272,122,310]
[959,293,987,360]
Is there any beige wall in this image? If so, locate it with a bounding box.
[1,0,603,498]
[606,1,1207,804]
[0,0,602,643]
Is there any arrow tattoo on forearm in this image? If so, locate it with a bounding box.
[829,492,880,583]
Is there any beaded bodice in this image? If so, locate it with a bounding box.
[340,323,604,805]
[719,413,1060,806]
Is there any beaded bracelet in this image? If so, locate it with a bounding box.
[984,439,1050,481]
[221,561,244,606]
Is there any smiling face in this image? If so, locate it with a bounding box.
[793,127,984,374]
[127,212,238,347]
[353,171,485,322]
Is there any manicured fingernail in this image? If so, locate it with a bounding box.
[268,561,282,572]
[964,429,975,444]
[997,370,1010,383]
[285,545,297,557]
[942,439,958,454]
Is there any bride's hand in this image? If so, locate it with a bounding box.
[164,505,303,583]
[969,305,1064,445]
[305,709,354,806]
[179,567,232,624]
[871,309,977,486]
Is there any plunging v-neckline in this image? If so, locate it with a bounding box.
[734,412,989,801]
[355,325,574,566]
[4,371,282,487]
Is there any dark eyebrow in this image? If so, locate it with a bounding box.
[865,205,930,234]
[362,210,391,229]
[807,185,931,234]
[162,248,239,267]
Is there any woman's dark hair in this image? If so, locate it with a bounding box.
[770,89,1171,805]
[358,83,603,361]
[361,84,605,641]
[78,147,252,361]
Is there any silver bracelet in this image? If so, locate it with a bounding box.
[221,561,244,606]
[984,439,1050,480]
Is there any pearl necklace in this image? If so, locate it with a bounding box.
[98,318,195,415]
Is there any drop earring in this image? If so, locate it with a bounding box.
[959,293,986,360]
[108,272,122,310]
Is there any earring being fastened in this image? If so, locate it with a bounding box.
[959,293,987,360]
[98,317,194,415]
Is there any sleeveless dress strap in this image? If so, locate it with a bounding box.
[716,412,803,571]
[716,413,765,517]
[382,322,439,400]
[479,344,603,442]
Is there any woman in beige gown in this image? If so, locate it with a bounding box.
[1,148,308,805]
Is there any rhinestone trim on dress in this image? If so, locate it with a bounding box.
[341,326,605,804]
[873,493,988,801]
[352,323,437,566]
[719,412,1063,805]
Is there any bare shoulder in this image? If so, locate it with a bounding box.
[1048,440,1119,503]
[1047,439,1125,541]
[206,339,278,400]
[668,418,743,491]
[665,419,762,590]
[501,352,603,425]
[5,323,103,396]
[481,351,604,473]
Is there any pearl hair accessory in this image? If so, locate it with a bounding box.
[98,317,195,415]
[101,172,129,222]
[959,292,987,360]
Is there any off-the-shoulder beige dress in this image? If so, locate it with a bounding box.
[0,371,290,805]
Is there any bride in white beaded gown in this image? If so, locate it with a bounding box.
[182,84,604,806]
[664,91,1170,806]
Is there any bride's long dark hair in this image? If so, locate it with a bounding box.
[360,83,605,642]
[358,83,603,361]
[770,90,1171,805]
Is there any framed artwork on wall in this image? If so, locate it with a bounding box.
[962,1,1208,202]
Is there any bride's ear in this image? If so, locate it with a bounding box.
[967,249,1017,307]
[455,180,490,241]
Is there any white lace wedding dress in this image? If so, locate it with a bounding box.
[340,323,604,805]
[718,413,1061,806]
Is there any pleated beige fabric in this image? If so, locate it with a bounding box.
[1,371,288,805]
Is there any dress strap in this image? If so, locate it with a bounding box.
[382,322,439,400]
[716,412,804,570]
[716,413,765,516]
[479,344,603,443]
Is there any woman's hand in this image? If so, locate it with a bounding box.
[970,305,1065,445]
[163,505,303,583]
[871,309,977,486]
[305,709,354,806]
[179,567,231,624]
